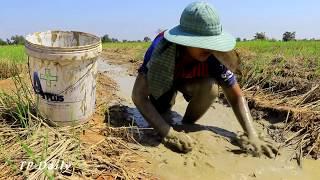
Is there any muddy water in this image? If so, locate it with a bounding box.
[98,59,149,127]
[98,59,320,180]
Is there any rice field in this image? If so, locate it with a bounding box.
[238,40,320,56]
[0,42,150,65]
[1,40,320,83]
[0,45,27,63]
[2,40,319,66]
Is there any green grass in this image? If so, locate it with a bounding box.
[0,43,151,64]
[102,42,151,63]
[0,46,27,78]
[237,40,320,59]
[1,41,319,64]
[0,45,27,63]
[1,41,319,77]
[0,75,35,127]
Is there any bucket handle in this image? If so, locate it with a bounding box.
[57,60,95,95]
[27,56,95,96]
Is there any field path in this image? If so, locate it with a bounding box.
[98,58,320,180]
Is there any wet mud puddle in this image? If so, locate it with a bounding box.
[98,59,320,180]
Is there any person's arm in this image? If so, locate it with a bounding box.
[131,73,171,137]
[221,82,258,138]
[132,73,193,153]
[221,82,278,158]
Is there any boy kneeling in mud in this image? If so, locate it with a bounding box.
[132,2,277,157]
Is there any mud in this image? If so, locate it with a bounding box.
[162,129,193,153]
[99,58,320,180]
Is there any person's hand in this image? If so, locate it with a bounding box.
[162,128,193,153]
[237,134,279,158]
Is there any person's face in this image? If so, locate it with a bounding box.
[185,47,212,62]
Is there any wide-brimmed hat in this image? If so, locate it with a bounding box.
[164,1,236,52]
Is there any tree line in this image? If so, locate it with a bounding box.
[237,31,319,42]
[101,34,151,43]
[0,32,318,46]
[0,35,25,45]
[0,34,152,46]
[253,31,296,41]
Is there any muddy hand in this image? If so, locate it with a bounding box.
[238,134,279,158]
[162,128,193,153]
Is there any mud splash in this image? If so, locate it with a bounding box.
[98,59,320,180]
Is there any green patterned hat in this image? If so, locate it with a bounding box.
[164,1,236,52]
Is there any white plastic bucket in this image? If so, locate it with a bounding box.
[25,31,102,126]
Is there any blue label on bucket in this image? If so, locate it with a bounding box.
[33,72,64,102]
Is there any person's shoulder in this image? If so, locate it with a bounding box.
[208,54,222,66]
[146,32,165,56]
[155,31,165,39]
[152,32,165,46]
[207,54,231,73]
[207,54,237,87]
[138,32,166,74]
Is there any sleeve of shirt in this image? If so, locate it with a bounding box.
[208,56,237,87]
[138,33,164,74]
[137,45,153,74]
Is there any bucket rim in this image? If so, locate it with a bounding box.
[25,30,101,50]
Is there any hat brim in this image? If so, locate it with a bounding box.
[164,25,236,52]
